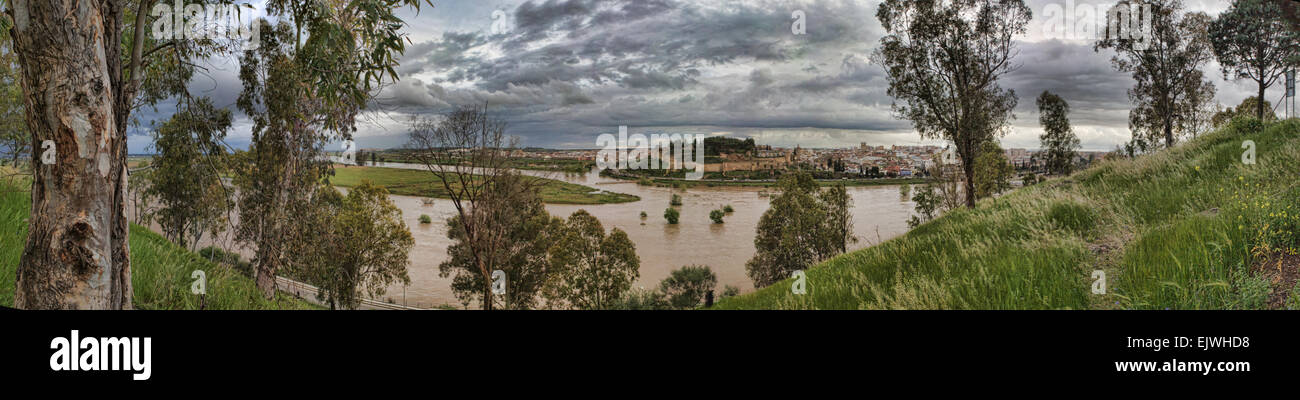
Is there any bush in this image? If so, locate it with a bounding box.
[1023,173,1038,185]
[610,288,670,310]
[723,204,734,213]
[640,211,647,219]
[1227,115,1265,135]
[1231,262,1271,310]
[659,265,718,309]
[721,285,740,298]
[664,207,679,224]
[418,214,432,224]
[1287,284,1300,310]
[669,193,682,206]
[709,209,725,224]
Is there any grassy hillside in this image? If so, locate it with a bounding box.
[0,172,318,310]
[330,164,639,204]
[716,119,1300,310]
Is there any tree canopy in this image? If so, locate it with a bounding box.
[1208,0,1299,120]
[545,210,640,310]
[1036,91,1080,175]
[875,0,1030,208]
[1096,0,1216,148]
[746,172,848,288]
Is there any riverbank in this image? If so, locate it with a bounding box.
[716,119,1300,310]
[330,164,639,204]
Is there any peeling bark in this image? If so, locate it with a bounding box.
[11,0,131,309]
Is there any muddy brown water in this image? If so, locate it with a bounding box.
[132,163,916,309]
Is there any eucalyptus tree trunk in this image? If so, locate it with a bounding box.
[10,0,132,309]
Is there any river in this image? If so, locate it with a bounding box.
[132,162,917,309]
[362,162,917,308]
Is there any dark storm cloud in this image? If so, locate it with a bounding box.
[398,31,489,76]
[380,0,890,147]
[1003,39,1134,127]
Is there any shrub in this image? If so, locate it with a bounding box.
[1231,262,1271,310]
[721,285,740,298]
[610,288,670,310]
[1227,115,1265,135]
[659,265,719,309]
[723,204,734,213]
[664,207,680,224]
[640,211,647,219]
[669,193,682,206]
[418,214,432,224]
[1287,284,1300,310]
[709,209,725,224]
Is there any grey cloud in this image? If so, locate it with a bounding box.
[168,0,1231,151]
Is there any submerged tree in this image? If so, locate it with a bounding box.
[875,0,1030,208]
[1096,0,1216,148]
[1209,0,1299,120]
[1036,91,1080,176]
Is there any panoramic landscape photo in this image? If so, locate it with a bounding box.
[0,0,1297,310]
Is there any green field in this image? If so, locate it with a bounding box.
[330,165,639,204]
[716,119,1300,310]
[364,151,596,173]
[0,171,319,310]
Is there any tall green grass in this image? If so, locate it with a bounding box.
[717,119,1300,309]
[0,174,318,309]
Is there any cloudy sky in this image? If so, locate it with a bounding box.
[129,0,1283,153]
